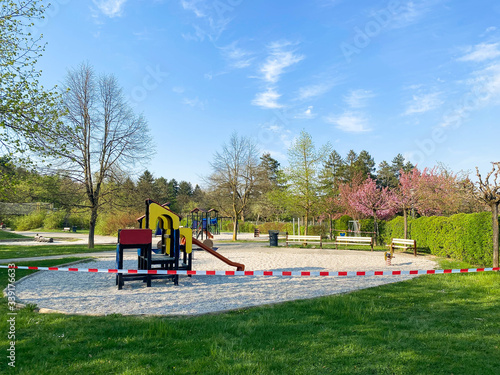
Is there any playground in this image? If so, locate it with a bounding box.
[13,244,437,315]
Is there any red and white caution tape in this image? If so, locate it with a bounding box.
[1,264,499,277]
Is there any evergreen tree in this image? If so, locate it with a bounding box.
[177,181,193,213]
[355,150,376,178]
[377,160,394,188]
[340,150,358,183]
[167,178,179,210]
[319,150,344,195]
[152,177,169,204]
[137,170,155,202]
[260,153,281,184]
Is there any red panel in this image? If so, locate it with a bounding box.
[119,229,152,245]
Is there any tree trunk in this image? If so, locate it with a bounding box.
[88,207,98,249]
[404,208,408,239]
[373,209,378,246]
[232,218,238,241]
[492,203,499,268]
[304,212,308,236]
[329,214,333,240]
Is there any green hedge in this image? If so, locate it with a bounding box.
[334,215,352,231]
[381,212,496,266]
[220,220,257,233]
[256,222,292,234]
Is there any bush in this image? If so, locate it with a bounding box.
[334,215,352,231]
[66,211,90,230]
[307,224,328,236]
[258,222,293,234]
[381,212,497,266]
[238,221,256,233]
[95,211,142,236]
[220,220,233,232]
[12,211,46,231]
[359,218,374,233]
[219,220,257,233]
[43,210,68,229]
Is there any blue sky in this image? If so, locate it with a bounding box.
[34,0,500,185]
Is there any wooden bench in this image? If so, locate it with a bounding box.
[286,235,322,248]
[334,236,374,251]
[388,238,417,257]
[62,227,71,232]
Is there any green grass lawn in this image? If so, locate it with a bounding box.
[0,257,498,374]
[0,231,31,240]
[0,244,116,260]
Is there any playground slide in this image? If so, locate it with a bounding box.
[192,238,245,271]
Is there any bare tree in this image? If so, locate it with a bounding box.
[206,133,261,240]
[474,163,500,268]
[47,63,152,248]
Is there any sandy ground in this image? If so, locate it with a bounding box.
[13,242,438,316]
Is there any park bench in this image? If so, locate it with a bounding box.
[388,238,417,257]
[334,236,374,251]
[62,227,71,232]
[286,234,322,248]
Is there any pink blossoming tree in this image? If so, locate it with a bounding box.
[395,167,462,238]
[348,177,398,242]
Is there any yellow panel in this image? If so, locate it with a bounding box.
[148,202,180,230]
[180,227,193,254]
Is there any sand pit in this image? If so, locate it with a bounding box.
[14,243,437,316]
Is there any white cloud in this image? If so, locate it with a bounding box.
[344,89,375,108]
[389,0,436,29]
[180,0,235,41]
[252,88,284,109]
[180,0,206,18]
[440,63,500,128]
[458,42,500,63]
[325,112,371,133]
[296,82,335,101]
[483,26,497,35]
[220,42,254,69]
[260,42,304,84]
[261,121,293,149]
[93,0,127,18]
[294,106,316,119]
[182,97,207,110]
[404,92,443,115]
[467,63,500,104]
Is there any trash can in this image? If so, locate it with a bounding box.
[268,230,279,247]
[72,226,77,233]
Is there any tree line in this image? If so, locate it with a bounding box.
[203,131,484,240]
